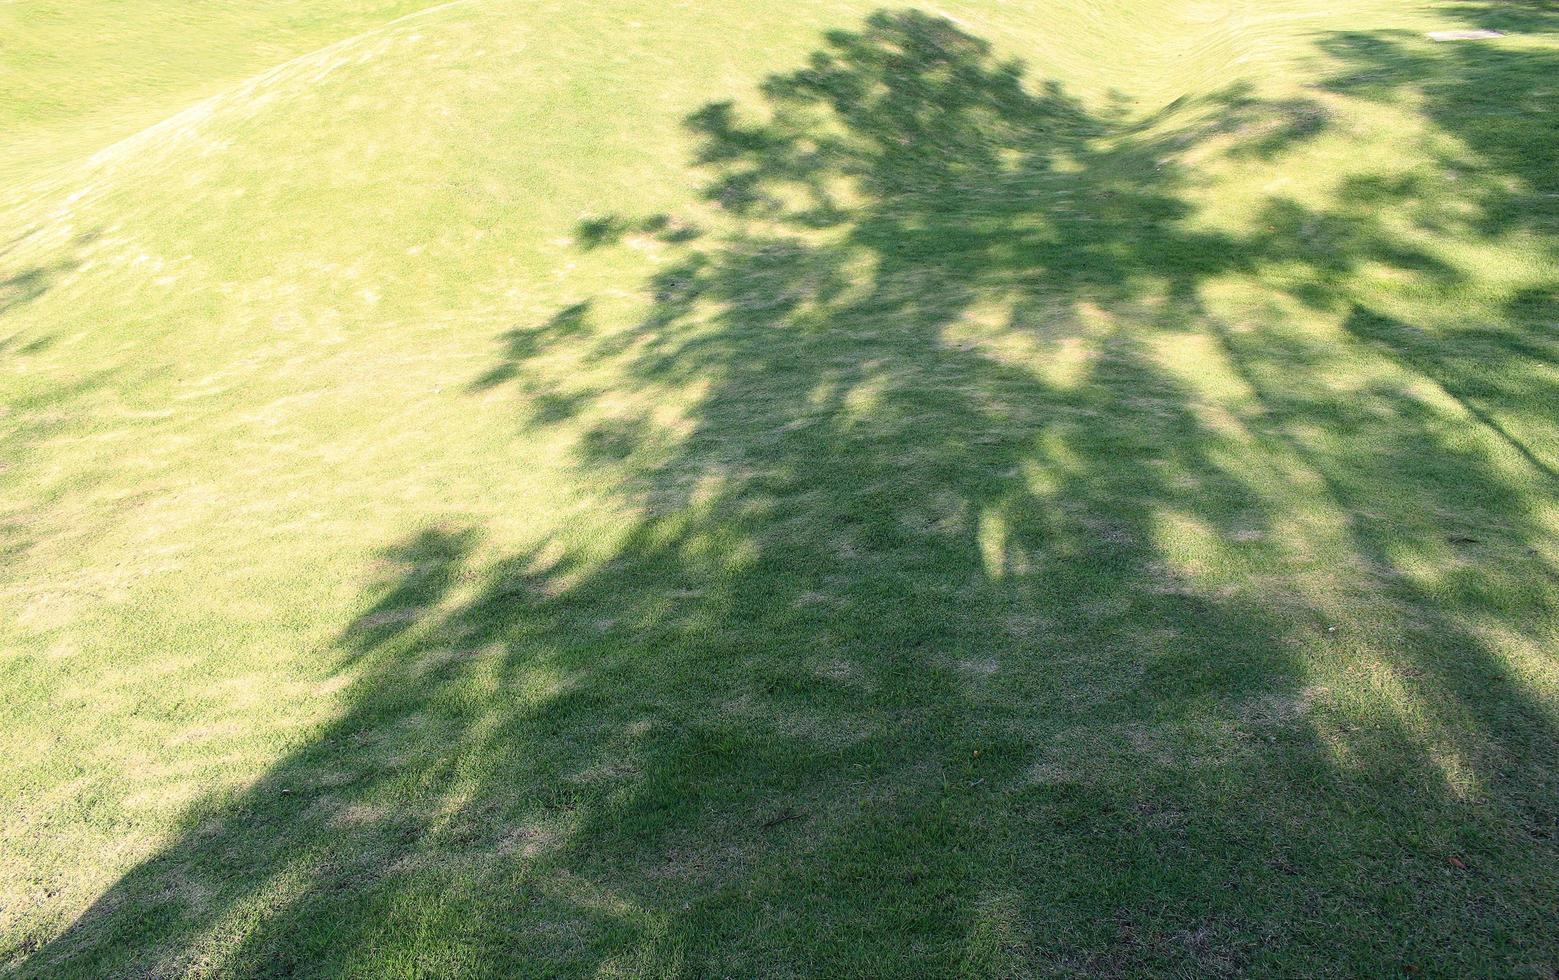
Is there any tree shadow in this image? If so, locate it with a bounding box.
[1317,24,1557,245]
[22,8,1557,977]
[0,232,98,340]
[1342,303,1557,480]
[0,230,100,365]
[1300,4,1559,479]
[1435,0,1559,35]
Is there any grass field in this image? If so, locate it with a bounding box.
[2,0,1556,975]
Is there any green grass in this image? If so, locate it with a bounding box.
[1,0,1556,975]
[0,0,450,187]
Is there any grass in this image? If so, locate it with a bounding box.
[1,0,1556,975]
[0,0,450,187]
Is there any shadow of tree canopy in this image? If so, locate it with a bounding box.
[0,230,96,333]
[1318,31,1556,243]
[25,8,1557,977]
[1437,0,1559,36]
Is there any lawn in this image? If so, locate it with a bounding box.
[1,0,1556,975]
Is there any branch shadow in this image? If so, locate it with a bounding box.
[0,231,98,354]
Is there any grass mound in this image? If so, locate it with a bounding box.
[2,0,1555,975]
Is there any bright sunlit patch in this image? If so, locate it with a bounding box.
[1150,507,1227,577]
[977,506,1009,579]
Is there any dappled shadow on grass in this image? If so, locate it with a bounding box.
[24,7,1558,977]
[1318,29,1557,245]
[0,230,97,340]
[0,269,59,323]
[1436,0,1559,35]
[1343,303,1559,481]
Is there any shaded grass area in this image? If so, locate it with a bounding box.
[4,2,1557,977]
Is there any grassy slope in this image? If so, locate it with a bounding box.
[2,0,1556,975]
[0,0,457,188]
